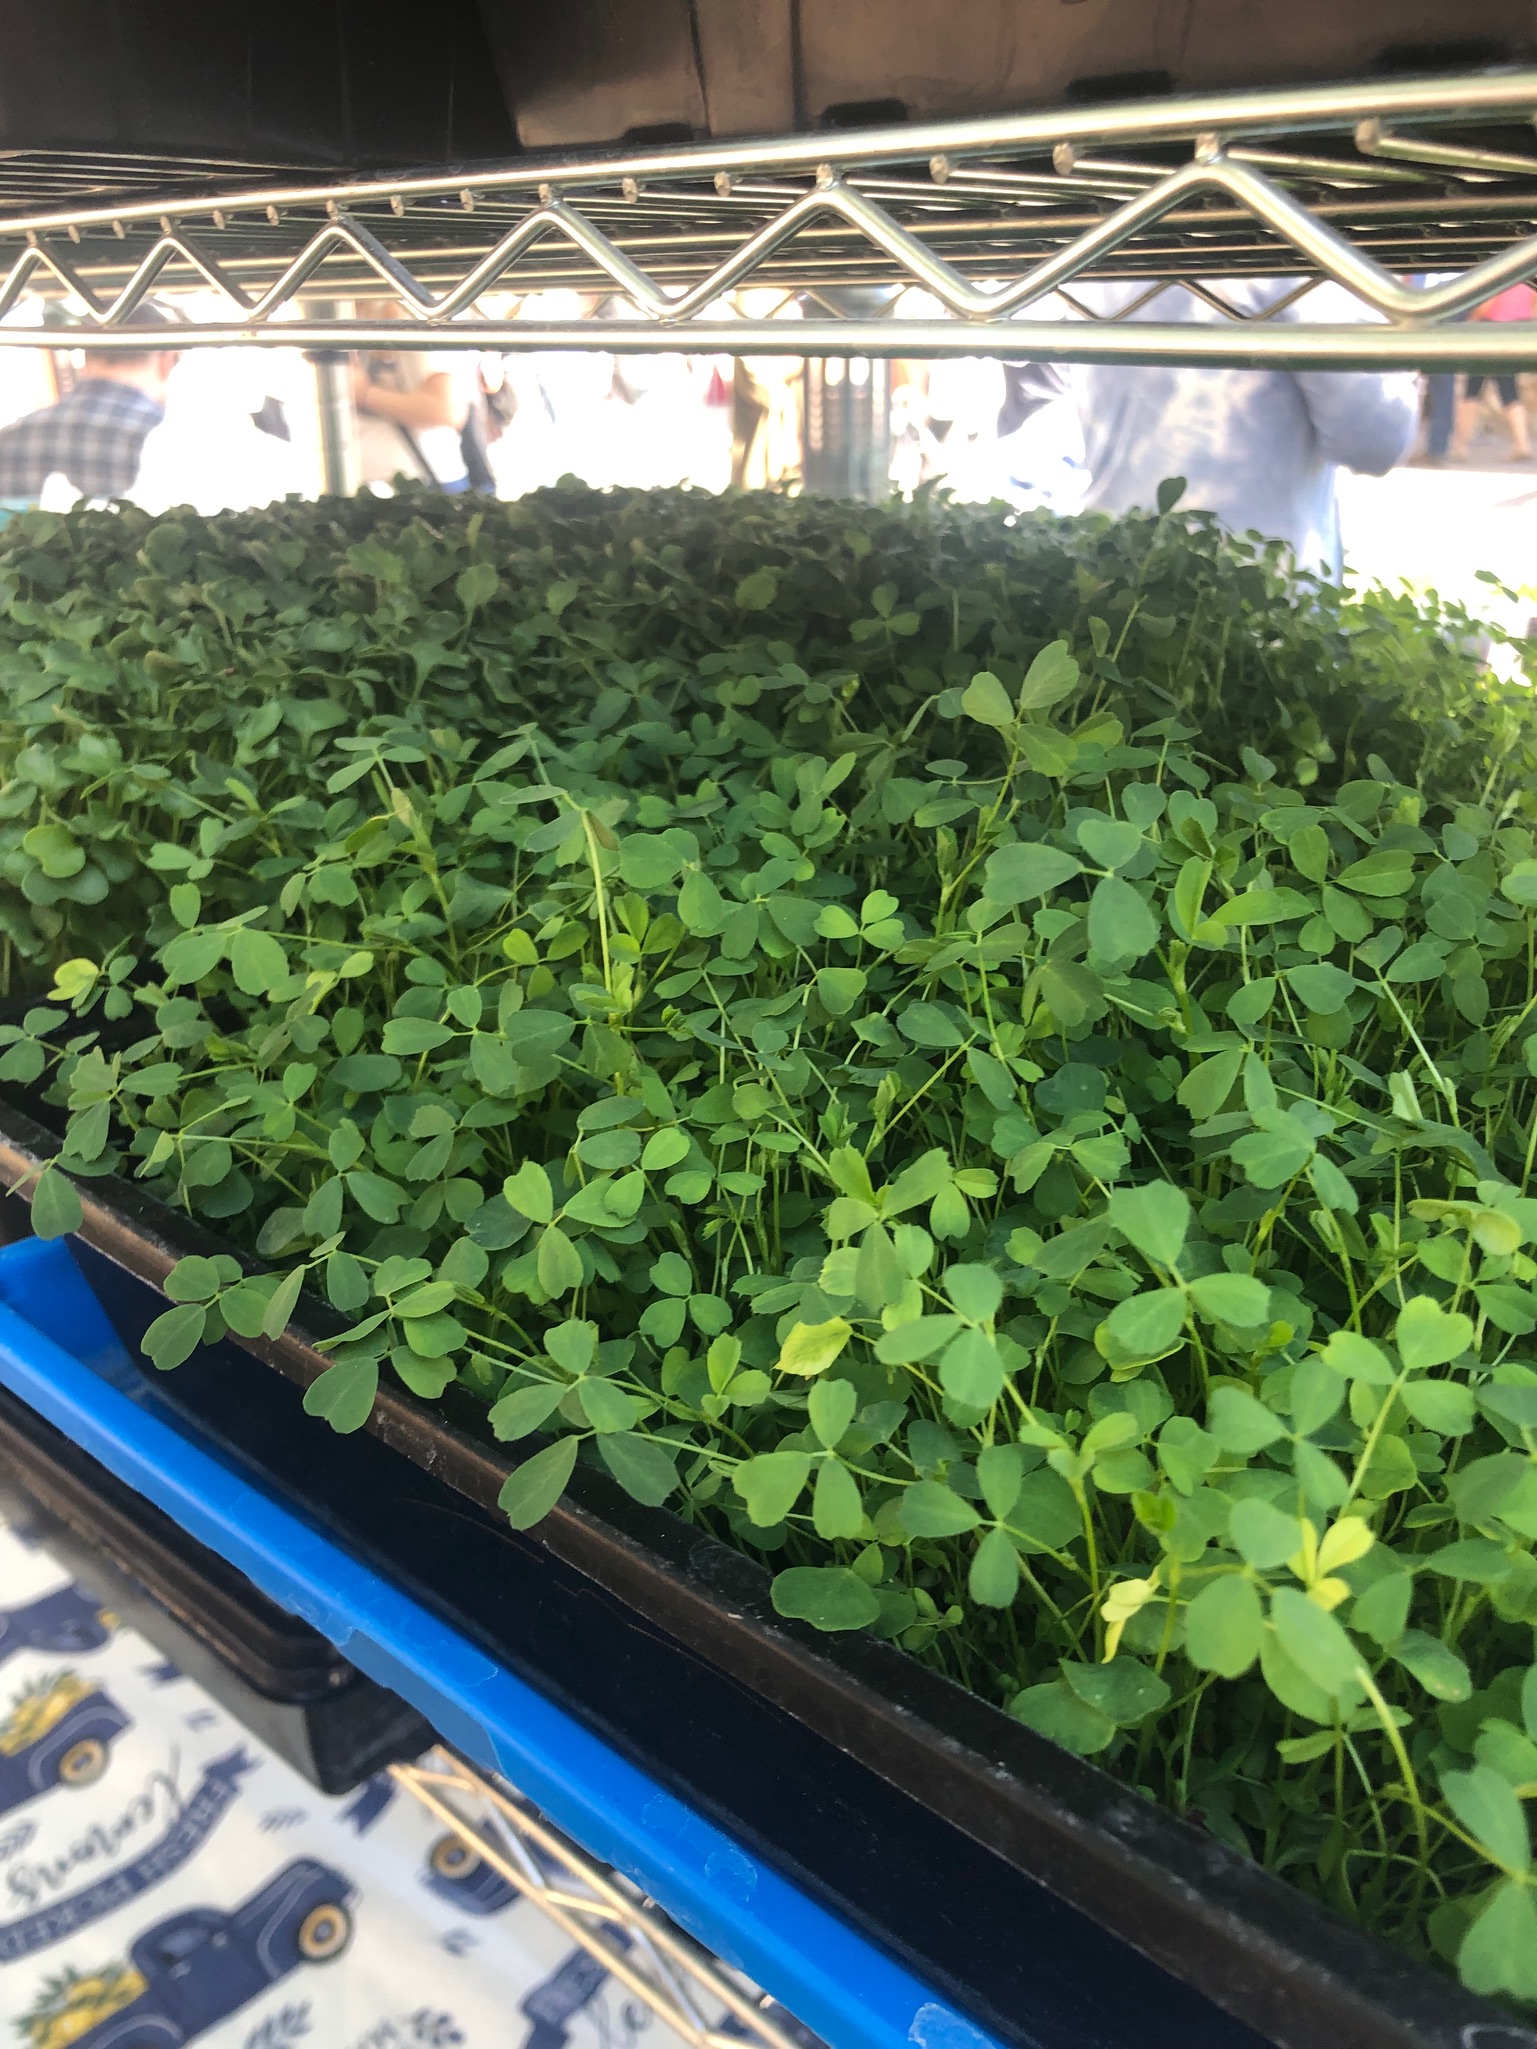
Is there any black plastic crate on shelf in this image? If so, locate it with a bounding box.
[0,0,515,175]
[477,0,1537,147]
[0,1370,432,1794]
[0,1099,1532,2049]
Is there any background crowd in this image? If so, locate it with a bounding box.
[0,278,1528,622]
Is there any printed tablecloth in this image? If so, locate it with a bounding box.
[0,1503,733,2049]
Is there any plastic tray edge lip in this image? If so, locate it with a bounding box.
[0,1380,366,1698]
[0,1261,1001,2049]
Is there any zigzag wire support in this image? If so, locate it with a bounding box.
[388,1749,814,2049]
[2,70,1537,363]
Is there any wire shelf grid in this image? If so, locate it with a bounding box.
[3,71,1537,363]
[389,1749,818,2049]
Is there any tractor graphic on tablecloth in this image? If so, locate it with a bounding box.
[0,1585,116,1665]
[0,1670,129,1817]
[14,1858,356,2048]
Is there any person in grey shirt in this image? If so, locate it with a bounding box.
[1005,279,1420,574]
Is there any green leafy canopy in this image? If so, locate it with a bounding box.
[5,482,1537,2004]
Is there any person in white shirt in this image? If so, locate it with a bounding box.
[131,348,304,516]
[1006,280,1419,575]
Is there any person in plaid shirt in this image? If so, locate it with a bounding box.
[0,320,180,507]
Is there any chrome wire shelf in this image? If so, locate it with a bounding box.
[0,148,305,213]
[8,70,1537,364]
[388,1749,816,2049]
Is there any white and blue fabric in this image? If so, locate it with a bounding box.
[0,1505,729,2049]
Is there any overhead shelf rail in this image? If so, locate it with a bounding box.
[4,69,1537,365]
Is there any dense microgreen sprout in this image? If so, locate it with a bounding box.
[4,483,1537,2002]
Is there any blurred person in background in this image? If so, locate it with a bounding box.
[1411,274,1463,468]
[728,290,804,493]
[888,289,1084,512]
[459,353,510,492]
[911,353,1008,500]
[995,362,1088,512]
[0,306,180,512]
[1448,281,1536,463]
[131,346,305,516]
[1007,279,1419,574]
[352,300,476,492]
[596,296,716,489]
[1421,370,1458,466]
[491,292,616,494]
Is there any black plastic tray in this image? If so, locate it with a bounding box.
[0,0,516,171]
[0,1372,432,1793]
[0,1098,1531,2049]
[478,0,1537,147]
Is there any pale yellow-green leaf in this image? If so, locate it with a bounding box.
[774,1317,853,1378]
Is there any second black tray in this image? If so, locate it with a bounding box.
[0,1373,432,1793]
